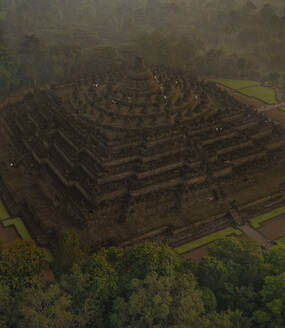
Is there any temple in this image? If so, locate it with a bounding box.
[1,63,285,248]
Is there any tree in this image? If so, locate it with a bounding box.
[0,47,18,96]
[259,4,276,23]
[252,272,285,328]
[176,257,198,275]
[208,238,267,289]
[122,242,180,282]
[19,284,73,328]
[265,244,285,275]
[110,273,172,328]
[0,66,13,96]
[0,22,4,46]
[60,251,119,328]
[197,256,229,294]
[0,239,48,290]
[109,272,213,328]
[0,283,16,328]
[53,230,87,275]
[169,273,207,328]
[201,287,217,313]
[91,46,122,72]
[18,34,44,89]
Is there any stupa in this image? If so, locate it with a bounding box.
[1,60,285,247]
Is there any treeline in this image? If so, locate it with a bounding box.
[0,0,285,98]
[1,232,285,327]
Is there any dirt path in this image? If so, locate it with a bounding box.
[240,224,272,249]
[274,87,284,103]
[0,222,19,244]
[256,102,285,112]
[259,215,285,241]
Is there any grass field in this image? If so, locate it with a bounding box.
[280,107,285,111]
[250,206,285,228]
[3,218,32,240]
[212,78,277,104]
[239,86,276,104]
[212,79,260,90]
[174,227,242,254]
[0,201,9,221]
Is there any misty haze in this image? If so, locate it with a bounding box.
[0,1,285,327]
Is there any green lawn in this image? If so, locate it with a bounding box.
[174,227,242,255]
[249,206,285,229]
[212,78,276,104]
[239,86,276,104]
[3,218,32,240]
[280,107,285,111]
[211,79,260,90]
[0,201,9,221]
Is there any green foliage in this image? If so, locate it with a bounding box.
[252,272,285,328]
[122,241,180,281]
[109,272,218,328]
[175,227,242,254]
[0,200,9,220]
[0,0,284,98]
[60,251,119,328]
[249,206,285,228]
[209,238,268,290]
[198,256,229,293]
[53,230,87,275]
[212,79,277,104]
[265,244,285,275]
[0,239,48,290]
[19,284,73,328]
[18,34,44,89]
[2,218,32,239]
[201,287,217,313]
[212,79,260,90]
[176,257,198,275]
[82,251,118,299]
[110,273,172,328]
[239,86,276,104]
[0,283,15,328]
[224,310,252,328]
[1,236,285,327]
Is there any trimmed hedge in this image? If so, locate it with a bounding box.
[250,206,285,228]
[174,227,242,254]
[212,79,260,90]
[3,218,32,240]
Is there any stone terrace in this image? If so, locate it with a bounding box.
[1,62,285,247]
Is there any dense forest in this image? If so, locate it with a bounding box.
[0,0,285,99]
[2,234,285,327]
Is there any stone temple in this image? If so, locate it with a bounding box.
[1,59,285,248]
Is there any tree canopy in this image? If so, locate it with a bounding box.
[0,235,285,327]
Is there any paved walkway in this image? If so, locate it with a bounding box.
[274,87,284,103]
[256,102,285,112]
[240,224,272,250]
